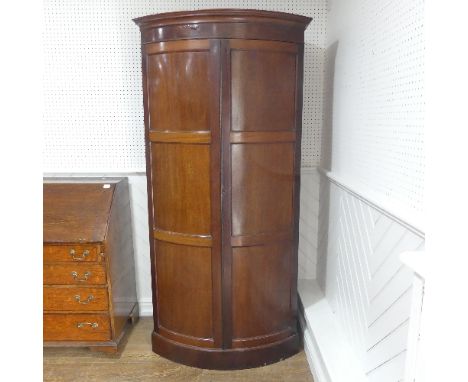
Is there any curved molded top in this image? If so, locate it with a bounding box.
[134,9,312,28]
[134,9,312,44]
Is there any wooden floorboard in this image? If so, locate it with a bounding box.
[44,318,314,382]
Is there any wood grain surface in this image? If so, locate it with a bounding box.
[43,183,115,243]
[43,318,313,382]
[135,10,311,368]
[43,179,138,352]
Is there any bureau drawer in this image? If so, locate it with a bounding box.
[43,244,101,263]
[44,286,109,311]
[43,264,107,285]
[44,314,111,341]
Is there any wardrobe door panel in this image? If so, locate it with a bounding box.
[231,243,293,347]
[147,40,212,132]
[231,41,297,132]
[151,143,211,235]
[145,39,223,351]
[156,241,214,347]
[231,142,294,237]
[224,39,300,350]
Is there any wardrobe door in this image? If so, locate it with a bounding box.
[144,39,222,348]
[221,39,301,348]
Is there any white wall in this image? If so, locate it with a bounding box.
[300,0,426,380]
[323,0,425,229]
[298,168,321,280]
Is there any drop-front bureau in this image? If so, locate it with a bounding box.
[43,178,138,353]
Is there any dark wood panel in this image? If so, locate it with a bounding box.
[229,39,298,53]
[140,22,306,45]
[231,143,295,236]
[231,231,293,247]
[152,330,300,370]
[44,314,111,341]
[152,143,211,235]
[220,39,234,348]
[207,39,223,348]
[290,43,305,326]
[43,287,109,311]
[134,9,312,29]
[145,39,210,54]
[154,229,212,247]
[43,264,107,285]
[149,130,211,144]
[147,44,211,132]
[231,328,294,349]
[43,244,101,263]
[156,241,214,342]
[141,39,159,327]
[134,10,312,45]
[230,131,296,144]
[231,243,292,343]
[158,326,215,349]
[231,42,297,132]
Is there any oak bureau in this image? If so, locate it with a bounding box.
[43,178,138,353]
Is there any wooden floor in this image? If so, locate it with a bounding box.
[44,318,313,382]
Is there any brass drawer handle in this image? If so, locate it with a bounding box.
[74,294,94,304]
[70,249,90,261]
[76,322,99,329]
[71,271,91,282]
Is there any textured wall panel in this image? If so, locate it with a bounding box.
[43,0,326,171]
[316,177,424,381]
[324,0,425,215]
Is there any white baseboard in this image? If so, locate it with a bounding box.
[298,279,366,382]
[138,299,153,317]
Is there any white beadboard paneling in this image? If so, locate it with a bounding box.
[315,176,425,381]
[371,223,408,275]
[371,240,424,301]
[366,320,409,372]
[367,350,406,382]
[367,286,412,349]
[368,267,413,325]
[43,0,326,172]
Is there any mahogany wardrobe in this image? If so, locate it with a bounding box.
[134,9,311,369]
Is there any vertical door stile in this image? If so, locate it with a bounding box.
[209,39,223,348]
[291,43,305,328]
[220,39,233,349]
[141,48,159,326]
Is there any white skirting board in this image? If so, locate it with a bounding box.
[298,279,366,382]
[138,298,154,317]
